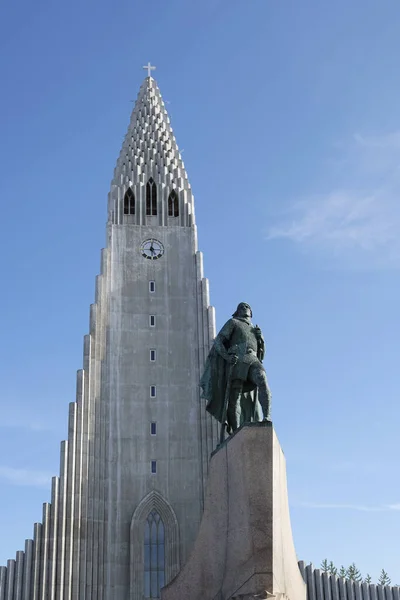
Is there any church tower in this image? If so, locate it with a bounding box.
[0,70,218,599]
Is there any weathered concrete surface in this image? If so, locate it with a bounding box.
[0,75,219,600]
[161,422,306,600]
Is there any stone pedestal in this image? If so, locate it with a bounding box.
[161,422,306,600]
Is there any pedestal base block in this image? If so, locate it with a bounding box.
[161,423,306,600]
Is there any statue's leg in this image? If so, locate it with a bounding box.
[248,364,272,421]
[240,392,253,424]
[227,381,242,432]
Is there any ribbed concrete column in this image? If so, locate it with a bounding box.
[32,523,42,600]
[78,335,92,598]
[0,566,7,600]
[385,589,394,600]
[97,383,106,600]
[64,403,77,599]
[14,551,24,600]
[339,577,346,600]
[56,441,68,600]
[79,335,91,600]
[5,560,15,600]
[96,276,107,599]
[91,291,106,600]
[201,276,218,475]
[315,569,324,600]
[71,370,84,599]
[48,477,59,600]
[360,583,369,600]
[347,580,355,600]
[321,572,331,600]
[195,251,208,501]
[85,329,96,600]
[22,540,33,600]
[40,503,50,599]
[306,564,316,600]
[300,563,400,600]
[331,572,339,600]
[94,287,105,596]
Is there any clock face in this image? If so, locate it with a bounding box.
[140,238,164,260]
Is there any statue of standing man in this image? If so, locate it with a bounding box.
[200,302,272,441]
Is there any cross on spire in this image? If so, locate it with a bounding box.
[143,62,156,78]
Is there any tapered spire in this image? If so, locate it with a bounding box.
[113,76,189,189]
[109,75,195,226]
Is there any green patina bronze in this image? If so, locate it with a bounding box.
[200,302,272,443]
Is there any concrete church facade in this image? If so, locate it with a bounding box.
[0,73,218,599]
[1,72,398,600]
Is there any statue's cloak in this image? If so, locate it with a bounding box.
[200,344,263,427]
[200,345,229,423]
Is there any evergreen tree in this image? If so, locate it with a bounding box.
[378,570,391,586]
[320,559,338,576]
[339,566,347,578]
[321,560,330,573]
[347,563,363,582]
[329,562,338,576]
[317,561,393,585]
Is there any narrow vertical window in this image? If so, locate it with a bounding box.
[146,178,157,216]
[149,281,155,293]
[150,386,156,398]
[149,315,156,327]
[151,422,156,435]
[123,187,135,215]
[168,189,179,217]
[144,511,165,598]
[151,461,157,474]
[150,349,156,362]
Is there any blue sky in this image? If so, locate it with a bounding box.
[0,0,399,582]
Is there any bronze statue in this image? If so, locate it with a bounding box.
[200,302,272,442]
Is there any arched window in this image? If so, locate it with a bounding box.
[144,510,165,598]
[146,178,157,216]
[167,190,179,217]
[130,491,179,598]
[124,188,135,215]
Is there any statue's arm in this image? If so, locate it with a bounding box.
[254,325,265,361]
